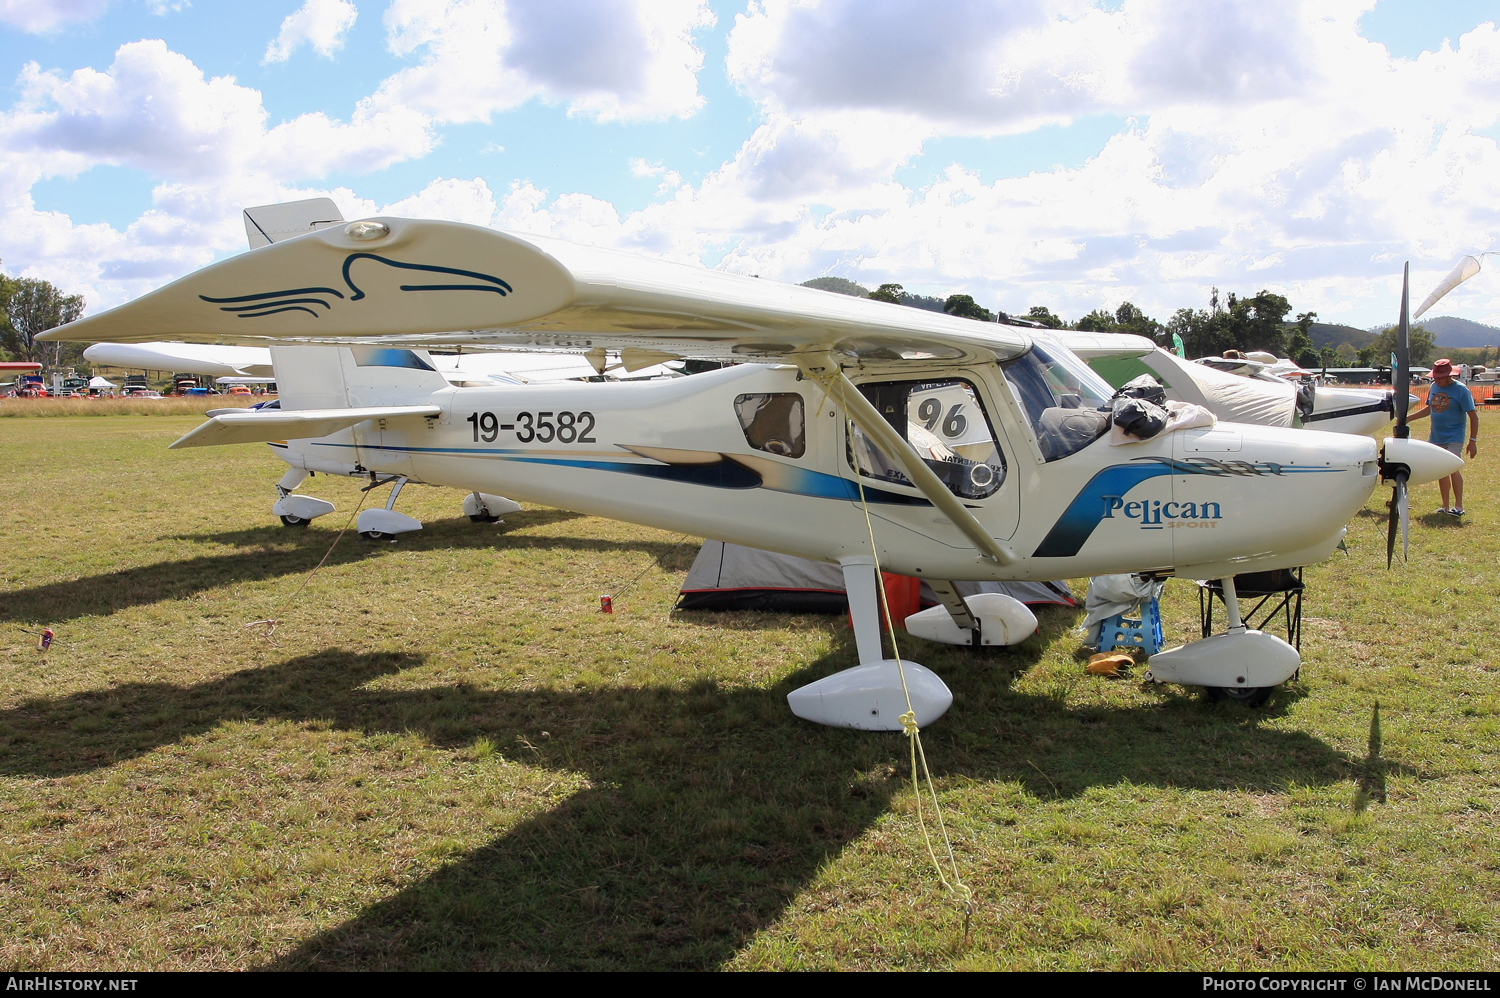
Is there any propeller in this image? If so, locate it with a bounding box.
[1386,263,1411,569]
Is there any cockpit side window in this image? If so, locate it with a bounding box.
[847,379,1007,500]
[1001,343,1113,461]
[735,393,806,458]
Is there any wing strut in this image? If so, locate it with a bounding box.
[802,357,1013,566]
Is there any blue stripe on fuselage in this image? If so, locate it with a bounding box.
[1032,463,1177,558]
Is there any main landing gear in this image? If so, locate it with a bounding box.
[464,491,522,523]
[271,470,522,540]
[785,560,1041,729]
[1143,576,1300,707]
[356,475,422,541]
[272,469,334,527]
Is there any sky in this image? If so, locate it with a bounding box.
[1,0,1498,330]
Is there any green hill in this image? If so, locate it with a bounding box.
[799,277,869,298]
[1422,315,1500,348]
[1307,322,1375,350]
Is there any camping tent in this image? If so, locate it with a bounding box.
[676,541,1075,612]
[88,376,118,389]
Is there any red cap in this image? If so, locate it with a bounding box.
[1431,358,1454,378]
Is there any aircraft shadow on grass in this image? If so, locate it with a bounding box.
[0,608,1389,971]
[0,510,691,625]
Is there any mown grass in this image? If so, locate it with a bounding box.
[0,414,1497,970]
[0,396,261,418]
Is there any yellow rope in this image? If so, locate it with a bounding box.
[244,487,371,639]
[826,374,974,920]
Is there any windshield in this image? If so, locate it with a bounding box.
[1001,342,1114,461]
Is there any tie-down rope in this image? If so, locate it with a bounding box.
[825,373,975,925]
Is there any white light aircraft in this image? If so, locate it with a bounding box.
[41,219,1462,729]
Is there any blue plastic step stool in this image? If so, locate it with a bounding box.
[1096,598,1163,654]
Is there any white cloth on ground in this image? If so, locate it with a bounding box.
[1081,573,1166,645]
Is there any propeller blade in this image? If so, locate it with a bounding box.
[1398,477,1409,562]
[1386,488,1399,569]
[1386,472,1409,570]
[1394,263,1411,438]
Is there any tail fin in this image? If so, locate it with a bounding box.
[271,345,451,410]
[243,198,344,249]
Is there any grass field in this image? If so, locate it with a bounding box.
[1,413,1497,971]
[0,397,261,418]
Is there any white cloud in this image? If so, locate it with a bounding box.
[697,0,1500,324]
[381,177,498,225]
[6,0,1500,332]
[7,40,429,182]
[0,0,110,33]
[0,40,429,309]
[264,0,359,64]
[725,0,1372,132]
[373,0,715,124]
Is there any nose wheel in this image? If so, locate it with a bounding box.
[1143,577,1300,706]
[1204,684,1273,707]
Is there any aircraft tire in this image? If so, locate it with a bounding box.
[1205,685,1274,707]
[279,515,309,528]
[468,514,501,523]
[360,530,395,542]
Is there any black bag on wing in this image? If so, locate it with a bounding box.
[1111,397,1168,439]
[1112,374,1167,408]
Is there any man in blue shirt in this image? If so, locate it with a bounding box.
[1409,358,1478,515]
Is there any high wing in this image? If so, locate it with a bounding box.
[41,218,1031,367]
[169,404,441,449]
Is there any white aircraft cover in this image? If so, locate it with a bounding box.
[1145,349,1296,427]
[677,541,1075,613]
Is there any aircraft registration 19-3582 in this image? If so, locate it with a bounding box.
[40,216,1462,730]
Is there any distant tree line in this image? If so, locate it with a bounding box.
[0,263,87,369]
[800,276,1435,366]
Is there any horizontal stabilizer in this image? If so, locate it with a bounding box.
[169,404,440,449]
